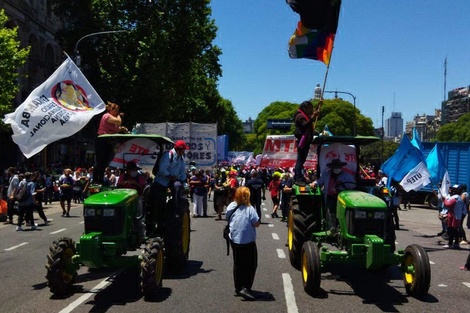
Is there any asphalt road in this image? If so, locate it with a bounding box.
[0,198,469,313]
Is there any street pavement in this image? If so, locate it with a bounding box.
[0,197,469,313]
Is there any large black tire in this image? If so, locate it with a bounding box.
[141,237,164,299]
[164,198,190,274]
[301,241,321,295]
[288,206,317,270]
[402,244,431,297]
[426,194,438,210]
[45,237,77,297]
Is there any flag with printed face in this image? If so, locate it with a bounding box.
[287,0,341,65]
[2,57,105,158]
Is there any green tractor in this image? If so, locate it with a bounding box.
[288,135,431,297]
[45,134,191,299]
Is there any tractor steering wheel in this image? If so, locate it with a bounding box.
[335,181,357,193]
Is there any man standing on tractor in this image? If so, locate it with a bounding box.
[311,158,355,234]
[151,140,189,214]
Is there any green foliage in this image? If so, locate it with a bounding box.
[248,99,375,154]
[361,140,399,166]
[436,112,470,142]
[0,9,30,130]
[50,0,237,137]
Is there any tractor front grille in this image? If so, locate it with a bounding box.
[346,210,386,238]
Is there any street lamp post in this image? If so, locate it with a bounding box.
[74,30,129,67]
[324,90,357,136]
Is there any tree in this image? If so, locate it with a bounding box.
[0,9,30,130]
[51,0,226,128]
[249,99,375,154]
[436,112,470,142]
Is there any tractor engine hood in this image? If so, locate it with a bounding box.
[338,190,387,210]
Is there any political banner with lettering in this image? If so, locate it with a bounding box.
[227,151,254,165]
[399,161,431,192]
[136,122,217,169]
[109,138,159,174]
[2,57,105,158]
[260,135,317,169]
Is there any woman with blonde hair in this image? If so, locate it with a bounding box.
[226,186,260,301]
[95,101,127,183]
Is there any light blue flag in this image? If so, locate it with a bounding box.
[381,135,423,184]
[322,124,333,136]
[411,128,425,152]
[426,144,446,185]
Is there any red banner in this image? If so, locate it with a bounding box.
[260,135,317,169]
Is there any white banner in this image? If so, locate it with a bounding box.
[400,161,431,192]
[110,138,159,174]
[319,143,356,176]
[260,135,317,169]
[3,58,105,158]
[439,170,450,198]
[137,122,217,169]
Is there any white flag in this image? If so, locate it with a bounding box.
[399,161,431,192]
[3,57,105,158]
[439,170,450,198]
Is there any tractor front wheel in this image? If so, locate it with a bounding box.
[301,241,321,295]
[45,237,77,297]
[402,244,431,297]
[165,198,190,274]
[288,207,315,270]
[141,237,164,299]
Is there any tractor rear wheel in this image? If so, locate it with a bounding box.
[402,244,431,297]
[45,237,77,297]
[288,207,316,270]
[164,198,190,273]
[301,241,321,295]
[141,237,164,299]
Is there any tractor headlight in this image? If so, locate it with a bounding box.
[103,208,116,217]
[374,211,385,219]
[354,210,366,219]
[84,208,95,217]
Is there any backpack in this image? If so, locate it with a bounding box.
[152,150,174,176]
[15,182,29,203]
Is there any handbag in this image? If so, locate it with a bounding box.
[224,205,240,256]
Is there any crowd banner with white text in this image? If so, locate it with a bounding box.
[2,57,105,158]
[137,122,217,169]
[109,138,159,174]
[260,135,317,169]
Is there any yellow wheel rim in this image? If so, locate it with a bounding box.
[404,254,415,284]
[288,210,293,250]
[61,247,74,283]
[302,251,308,283]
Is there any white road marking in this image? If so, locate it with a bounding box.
[79,221,84,224]
[265,214,271,219]
[395,241,399,245]
[463,282,470,289]
[429,261,435,265]
[4,242,28,251]
[59,269,125,313]
[438,284,447,287]
[263,208,267,211]
[277,249,286,258]
[50,228,67,235]
[282,273,299,313]
[272,233,280,240]
[268,224,274,227]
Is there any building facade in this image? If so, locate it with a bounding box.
[385,112,403,138]
[441,86,470,124]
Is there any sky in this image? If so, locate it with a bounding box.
[210,0,470,128]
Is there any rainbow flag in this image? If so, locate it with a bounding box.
[287,0,341,65]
